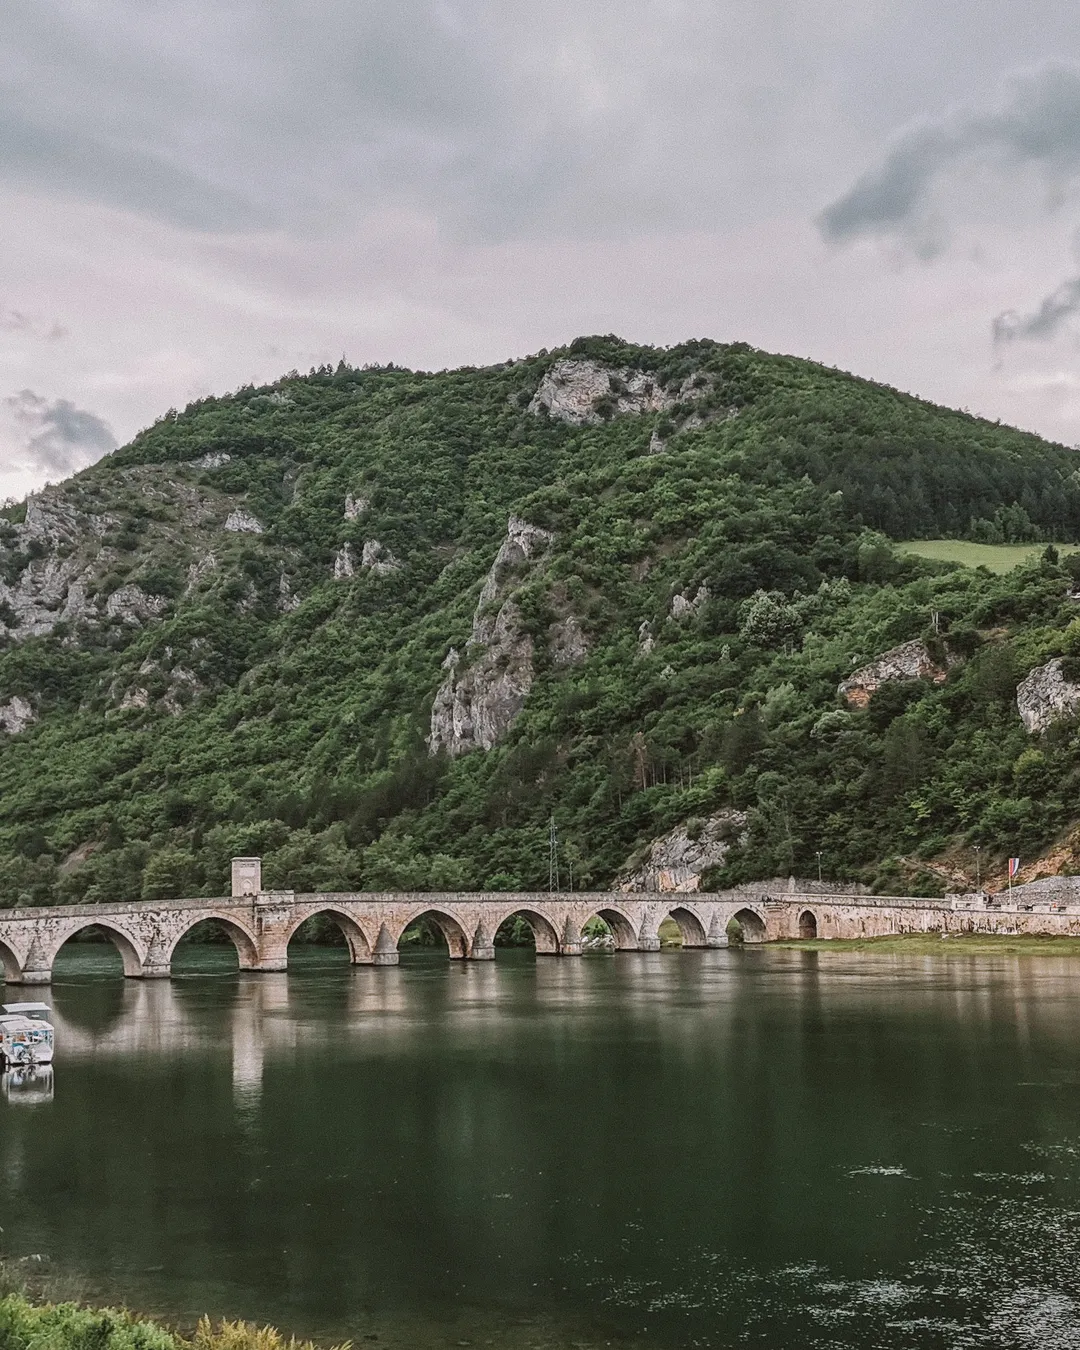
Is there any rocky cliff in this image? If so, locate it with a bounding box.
[428,516,557,756]
[1017,658,1080,733]
[839,640,951,708]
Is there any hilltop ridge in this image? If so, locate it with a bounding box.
[2,335,1080,905]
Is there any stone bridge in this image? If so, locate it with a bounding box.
[1,857,1079,985]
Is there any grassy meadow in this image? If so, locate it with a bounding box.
[899,539,1080,573]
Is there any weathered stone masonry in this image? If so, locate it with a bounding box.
[0,858,1076,984]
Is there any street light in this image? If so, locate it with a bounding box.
[974,845,982,889]
[815,850,823,885]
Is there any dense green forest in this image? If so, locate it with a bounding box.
[2,334,1080,906]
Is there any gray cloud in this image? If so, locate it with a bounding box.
[994,276,1080,343]
[820,63,1080,247]
[0,105,271,234]
[5,390,116,476]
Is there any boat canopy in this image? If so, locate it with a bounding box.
[2,1004,51,1016]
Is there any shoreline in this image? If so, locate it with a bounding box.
[766,932,1080,955]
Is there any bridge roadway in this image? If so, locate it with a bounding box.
[1,858,1079,984]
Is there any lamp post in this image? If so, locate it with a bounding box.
[974,845,981,890]
[815,850,823,885]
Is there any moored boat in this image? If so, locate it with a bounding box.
[0,1003,55,1066]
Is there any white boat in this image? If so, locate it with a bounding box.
[0,1003,54,1066]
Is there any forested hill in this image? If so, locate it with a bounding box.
[2,333,1080,907]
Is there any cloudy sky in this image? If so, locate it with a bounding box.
[5,0,1080,499]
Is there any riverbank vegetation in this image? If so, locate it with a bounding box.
[5,336,1080,902]
[0,1288,339,1350]
[771,932,1080,956]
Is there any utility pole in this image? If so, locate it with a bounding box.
[549,816,560,894]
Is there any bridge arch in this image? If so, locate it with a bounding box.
[51,921,146,977]
[493,909,560,954]
[399,908,470,959]
[0,938,21,983]
[798,909,818,940]
[580,906,639,950]
[285,908,373,964]
[729,907,767,944]
[167,913,259,969]
[660,905,708,948]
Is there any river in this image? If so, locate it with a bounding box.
[3,943,1080,1350]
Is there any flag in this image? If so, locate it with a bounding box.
[1008,857,1020,879]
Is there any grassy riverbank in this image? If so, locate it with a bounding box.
[770,932,1080,956]
[0,1283,338,1350]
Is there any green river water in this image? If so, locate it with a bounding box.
[3,943,1080,1350]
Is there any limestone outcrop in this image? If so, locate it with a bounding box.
[192,451,231,469]
[615,811,749,892]
[223,508,264,534]
[669,583,710,621]
[361,540,400,575]
[104,585,169,625]
[839,640,950,708]
[344,493,368,520]
[0,696,36,735]
[428,516,555,756]
[550,614,589,668]
[1017,658,1080,733]
[528,358,698,426]
[333,545,355,579]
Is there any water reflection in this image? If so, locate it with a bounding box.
[3,1063,53,1105]
[8,947,1080,1349]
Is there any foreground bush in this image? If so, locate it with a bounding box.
[0,1294,343,1350]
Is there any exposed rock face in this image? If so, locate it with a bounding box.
[839,640,950,708]
[277,570,300,612]
[185,553,217,594]
[361,540,400,575]
[669,583,710,620]
[104,585,168,625]
[344,493,368,520]
[114,649,204,716]
[333,545,355,579]
[192,451,231,469]
[648,429,667,454]
[550,614,589,668]
[1017,658,1080,733]
[529,359,688,426]
[615,810,749,892]
[223,508,264,534]
[428,516,555,756]
[637,621,656,655]
[0,696,36,734]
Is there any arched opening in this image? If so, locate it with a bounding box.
[798,909,818,940]
[398,910,469,960]
[287,910,372,967]
[659,907,708,949]
[0,939,20,983]
[581,908,638,952]
[51,923,143,980]
[494,910,560,956]
[726,908,767,945]
[170,917,258,974]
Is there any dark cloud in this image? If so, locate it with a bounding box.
[820,63,1080,246]
[994,276,1080,343]
[5,390,116,476]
